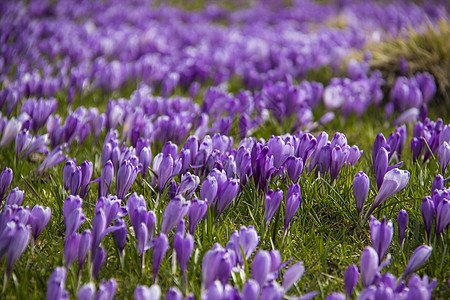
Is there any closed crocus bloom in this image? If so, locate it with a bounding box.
[284,156,303,183]
[282,261,305,291]
[259,281,284,300]
[137,222,148,257]
[344,264,359,298]
[265,189,283,225]
[188,198,207,234]
[372,133,387,165]
[96,278,117,300]
[0,167,13,201]
[200,175,218,204]
[78,230,91,270]
[216,178,240,217]
[46,267,69,300]
[347,145,363,166]
[65,208,85,236]
[70,167,82,196]
[64,233,80,267]
[79,160,93,198]
[139,147,152,179]
[330,145,349,181]
[431,174,444,195]
[15,129,32,160]
[117,159,139,199]
[395,125,407,159]
[252,250,271,286]
[63,195,83,220]
[360,246,379,287]
[285,184,301,232]
[77,282,95,300]
[370,216,393,260]
[439,141,450,175]
[158,154,174,194]
[5,187,24,205]
[92,246,106,279]
[29,205,51,240]
[353,172,370,218]
[374,147,388,190]
[178,172,200,199]
[113,219,127,255]
[411,137,423,163]
[174,233,194,274]
[134,284,161,300]
[366,168,410,218]
[152,233,169,283]
[318,144,332,175]
[202,244,233,288]
[63,160,76,191]
[99,160,114,198]
[241,279,259,300]
[0,117,22,147]
[267,136,294,169]
[203,281,236,300]
[436,198,450,236]
[161,195,189,234]
[397,209,408,246]
[420,196,435,242]
[6,222,31,276]
[239,226,259,260]
[402,245,432,279]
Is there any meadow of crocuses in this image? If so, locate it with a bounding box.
[0,0,449,299]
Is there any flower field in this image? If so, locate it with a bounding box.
[0,0,449,299]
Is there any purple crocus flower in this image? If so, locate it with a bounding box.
[63,160,76,191]
[436,198,450,236]
[260,281,284,300]
[0,117,22,147]
[216,178,240,217]
[202,244,234,288]
[178,172,200,199]
[360,246,379,287]
[0,167,13,201]
[439,141,450,175]
[70,167,82,196]
[374,147,388,190]
[252,250,271,286]
[65,208,85,236]
[77,282,95,300]
[64,233,80,267]
[79,160,93,198]
[96,278,117,300]
[282,260,305,291]
[330,145,349,181]
[344,264,359,298]
[15,129,32,160]
[5,222,31,276]
[117,159,139,199]
[326,293,346,300]
[372,133,387,165]
[36,144,67,173]
[200,174,218,204]
[420,196,435,242]
[241,279,259,300]
[92,246,106,279]
[5,187,24,206]
[139,146,152,179]
[265,189,283,225]
[152,233,169,283]
[267,136,294,169]
[157,154,181,194]
[137,222,148,258]
[161,195,189,234]
[284,183,301,233]
[78,230,91,270]
[46,267,69,300]
[134,285,161,300]
[402,245,432,279]
[284,156,303,183]
[366,168,410,218]
[203,281,237,300]
[99,160,114,198]
[411,137,423,163]
[29,205,51,240]
[370,216,393,260]
[113,219,127,255]
[174,233,194,274]
[188,198,208,234]
[353,171,370,218]
[397,209,408,246]
[227,226,259,265]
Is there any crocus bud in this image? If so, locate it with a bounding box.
[353,172,370,218]
[360,246,379,287]
[260,282,284,300]
[5,187,24,206]
[200,175,218,204]
[64,233,80,267]
[78,230,91,270]
[77,282,95,300]
[216,178,240,217]
[117,159,139,199]
[436,198,450,236]
[99,160,114,198]
[113,219,127,254]
[431,174,444,195]
[79,160,93,198]
[92,246,106,278]
[284,156,303,183]
[178,172,200,199]
[134,285,161,300]
[402,245,432,279]
[372,133,387,165]
[397,210,408,246]
[0,167,13,201]
[152,233,169,283]
[188,198,208,234]
[366,168,410,218]
[374,147,388,190]
[65,207,85,236]
[63,160,76,191]
[15,129,32,160]
[439,141,450,175]
[139,147,152,179]
[344,264,359,298]
[420,196,435,242]
[285,184,301,232]
[370,216,393,260]
[282,261,305,291]
[174,233,194,274]
[137,222,148,258]
[251,250,271,286]
[6,222,31,276]
[161,196,189,234]
[70,167,82,196]
[265,189,283,225]
[241,279,260,300]
[29,205,51,240]
[411,137,423,163]
[46,267,68,300]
